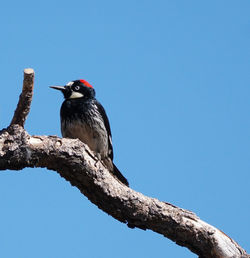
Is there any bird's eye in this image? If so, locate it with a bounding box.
[74,86,80,91]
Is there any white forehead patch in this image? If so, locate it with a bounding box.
[66,81,74,86]
[69,91,84,99]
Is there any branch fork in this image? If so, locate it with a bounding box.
[0,69,248,258]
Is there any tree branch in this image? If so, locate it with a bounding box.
[10,68,34,127]
[0,69,249,258]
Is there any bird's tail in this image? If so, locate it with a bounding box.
[112,163,129,186]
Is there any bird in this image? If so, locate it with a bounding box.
[50,79,129,186]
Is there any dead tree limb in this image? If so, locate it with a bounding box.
[0,69,248,258]
[10,68,34,127]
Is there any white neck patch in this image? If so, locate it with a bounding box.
[69,91,84,99]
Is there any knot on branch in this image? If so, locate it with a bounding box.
[0,125,30,170]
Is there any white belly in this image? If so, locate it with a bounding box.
[61,119,109,158]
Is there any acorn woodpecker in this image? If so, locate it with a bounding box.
[50,79,129,186]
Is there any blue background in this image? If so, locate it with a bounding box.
[0,1,249,257]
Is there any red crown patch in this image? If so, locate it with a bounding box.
[80,79,93,88]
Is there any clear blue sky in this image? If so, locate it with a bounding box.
[0,1,249,257]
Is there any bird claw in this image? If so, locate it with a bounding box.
[93,153,102,167]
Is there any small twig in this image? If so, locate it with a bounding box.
[10,68,34,127]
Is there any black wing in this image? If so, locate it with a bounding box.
[95,100,114,161]
[95,100,129,186]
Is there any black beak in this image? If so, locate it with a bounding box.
[50,86,66,91]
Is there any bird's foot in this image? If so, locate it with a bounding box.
[93,153,102,167]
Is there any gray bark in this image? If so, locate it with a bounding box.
[0,69,248,258]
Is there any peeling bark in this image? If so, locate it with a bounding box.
[0,69,249,258]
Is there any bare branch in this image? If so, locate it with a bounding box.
[0,69,249,258]
[0,125,248,258]
[10,68,34,127]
